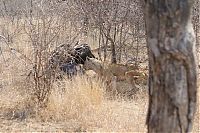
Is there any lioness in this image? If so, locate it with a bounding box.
[83,58,148,92]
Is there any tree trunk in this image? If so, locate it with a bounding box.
[110,37,117,64]
[118,22,124,63]
[145,1,197,132]
[98,28,102,61]
[102,24,117,64]
[103,27,109,62]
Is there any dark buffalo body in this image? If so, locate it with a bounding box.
[73,44,95,64]
[48,43,95,78]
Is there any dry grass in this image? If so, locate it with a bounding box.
[0,73,148,132]
[39,76,105,122]
[0,18,199,132]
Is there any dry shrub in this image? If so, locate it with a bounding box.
[39,75,106,122]
[0,85,35,121]
[0,50,36,120]
[34,75,148,132]
[0,68,148,132]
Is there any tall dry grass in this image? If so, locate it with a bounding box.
[0,71,148,132]
[39,76,105,121]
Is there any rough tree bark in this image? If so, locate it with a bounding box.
[145,0,197,132]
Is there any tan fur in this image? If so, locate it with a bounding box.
[83,58,148,92]
[108,63,139,81]
[125,69,148,85]
[83,58,116,93]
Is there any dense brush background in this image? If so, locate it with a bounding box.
[0,0,199,132]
